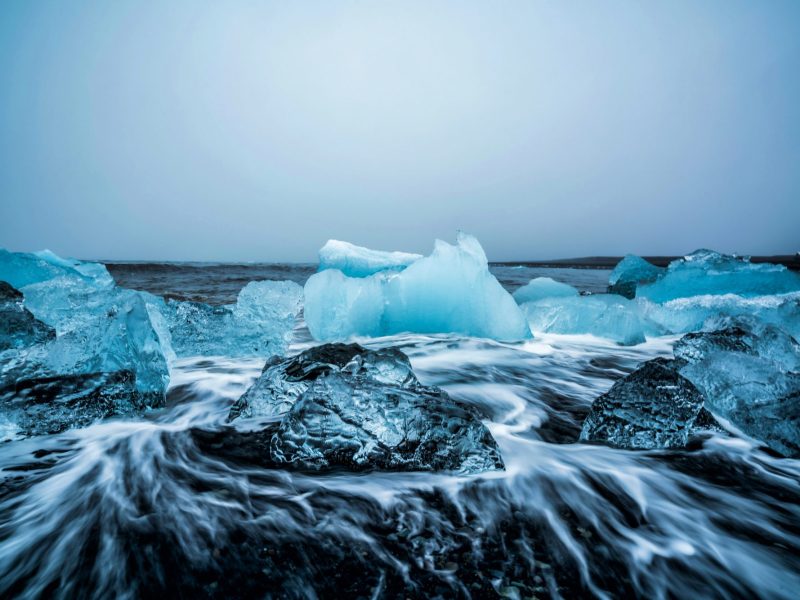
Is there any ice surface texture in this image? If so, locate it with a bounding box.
[512,277,578,304]
[0,281,55,351]
[637,250,800,302]
[676,321,800,457]
[229,342,415,419]
[226,343,504,474]
[305,233,532,341]
[1,249,169,438]
[607,255,664,299]
[156,280,303,358]
[580,358,713,449]
[521,294,650,345]
[318,239,422,277]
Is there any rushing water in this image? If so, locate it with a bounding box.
[1,265,799,599]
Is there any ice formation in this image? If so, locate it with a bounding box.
[637,250,800,303]
[229,343,415,419]
[318,239,422,277]
[223,343,503,473]
[607,254,664,299]
[156,280,303,358]
[512,277,578,304]
[1,249,170,437]
[304,233,532,341]
[520,294,650,345]
[580,358,714,449]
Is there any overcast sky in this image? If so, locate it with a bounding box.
[1,1,798,261]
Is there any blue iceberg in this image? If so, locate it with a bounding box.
[520,294,651,345]
[0,248,114,289]
[512,277,578,304]
[304,233,532,341]
[318,239,422,277]
[157,279,303,358]
[637,250,800,303]
[607,254,664,299]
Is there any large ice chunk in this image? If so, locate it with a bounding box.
[158,280,303,358]
[580,358,714,449]
[607,254,664,299]
[304,233,532,341]
[318,239,422,277]
[512,277,578,304]
[0,249,170,437]
[637,250,800,303]
[219,343,504,474]
[520,294,651,345]
[0,282,55,351]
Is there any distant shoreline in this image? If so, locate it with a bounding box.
[490,255,800,270]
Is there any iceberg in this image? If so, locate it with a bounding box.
[318,239,422,277]
[580,358,716,449]
[0,247,114,289]
[637,250,800,303]
[0,281,55,351]
[229,342,416,419]
[304,233,532,341]
[607,254,664,299]
[520,294,651,345]
[157,279,303,358]
[220,343,504,474]
[512,277,578,304]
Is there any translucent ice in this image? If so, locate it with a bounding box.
[580,358,714,449]
[607,254,664,299]
[304,233,532,341]
[0,248,113,289]
[512,277,578,304]
[637,250,800,303]
[1,249,170,436]
[675,322,800,456]
[0,282,55,351]
[229,343,417,420]
[520,294,651,345]
[318,239,422,277]
[270,372,504,473]
[158,279,303,358]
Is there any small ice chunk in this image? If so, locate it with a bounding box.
[580,358,712,449]
[159,279,303,358]
[0,247,113,289]
[513,277,578,304]
[304,233,532,341]
[521,294,651,345]
[608,254,664,299]
[318,239,422,277]
[637,250,800,303]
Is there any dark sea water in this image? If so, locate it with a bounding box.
[1,264,799,599]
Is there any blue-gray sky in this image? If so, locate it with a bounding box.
[1,1,798,261]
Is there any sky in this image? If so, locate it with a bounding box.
[0,1,798,262]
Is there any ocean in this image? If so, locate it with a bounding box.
[1,263,798,598]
